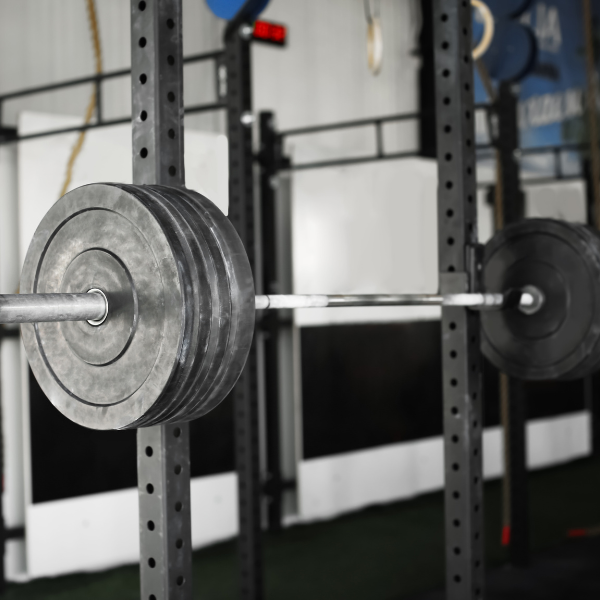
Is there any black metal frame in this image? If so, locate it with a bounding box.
[489,82,530,568]
[130,1,192,598]
[0,50,225,145]
[224,21,264,600]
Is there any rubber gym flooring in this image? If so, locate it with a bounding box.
[6,453,600,600]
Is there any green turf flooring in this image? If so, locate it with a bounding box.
[6,454,600,599]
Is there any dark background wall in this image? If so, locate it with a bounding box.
[30,320,585,503]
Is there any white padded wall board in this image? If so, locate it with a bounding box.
[18,111,232,578]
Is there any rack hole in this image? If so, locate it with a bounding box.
[175,501,183,512]
[176,538,183,549]
[454,575,461,583]
[453,491,460,499]
[174,464,182,475]
[446,181,453,189]
[447,237,455,246]
[443,97,451,105]
[467,167,472,175]
[473,420,479,428]
[474,532,480,541]
[444,125,452,133]
[465,110,471,119]
[139,37,147,48]
[453,519,461,527]
[464,82,470,91]
[167,18,175,29]
[448,265,455,272]
[139,73,147,84]
[450,379,458,387]
[168,91,175,102]
[168,128,176,139]
[464,54,470,64]
[475,504,480,513]
[466,139,472,147]
[474,448,479,457]
[445,153,452,161]
[441,13,448,21]
[148,558,156,568]
[167,55,175,66]
[442,41,449,49]
[446,209,454,217]
[454,547,461,555]
[468,194,474,203]
[474,476,480,485]
[169,166,177,176]
[443,69,450,77]
[150,596,156,600]
[147,520,155,531]
[449,322,456,330]
[140,148,148,158]
[146,483,154,494]
[452,463,459,471]
[145,446,153,457]
[451,406,459,416]
[173,427,181,437]
[450,350,457,358]
[140,110,147,121]
[177,576,185,586]
[452,435,459,443]
[138,1,146,9]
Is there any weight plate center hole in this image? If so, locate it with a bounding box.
[87,288,109,326]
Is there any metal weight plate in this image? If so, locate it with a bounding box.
[480,219,600,381]
[21,183,255,430]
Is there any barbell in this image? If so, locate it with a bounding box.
[12,183,600,430]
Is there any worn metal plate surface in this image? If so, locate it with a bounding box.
[21,182,255,430]
[481,218,600,381]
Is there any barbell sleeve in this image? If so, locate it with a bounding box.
[0,289,539,325]
[0,292,108,324]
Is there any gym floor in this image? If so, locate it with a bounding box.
[5,453,600,600]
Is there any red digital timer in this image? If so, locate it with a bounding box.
[253,20,287,46]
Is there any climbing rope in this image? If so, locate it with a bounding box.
[364,0,383,75]
[59,0,102,198]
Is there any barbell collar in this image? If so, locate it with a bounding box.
[0,289,540,325]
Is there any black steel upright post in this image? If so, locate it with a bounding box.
[258,111,284,531]
[225,21,265,600]
[583,160,600,456]
[433,2,485,598]
[495,82,529,567]
[131,1,193,599]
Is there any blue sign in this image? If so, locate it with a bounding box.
[205,0,270,20]
[475,1,594,155]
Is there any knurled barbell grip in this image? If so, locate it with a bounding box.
[0,289,540,324]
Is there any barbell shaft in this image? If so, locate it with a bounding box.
[255,292,523,310]
[0,293,107,324]
[0,290,537,325]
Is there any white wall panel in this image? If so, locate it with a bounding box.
[298,412,591,522]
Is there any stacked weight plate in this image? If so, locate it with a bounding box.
[481,218,600,381]
[20,183,255,430]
